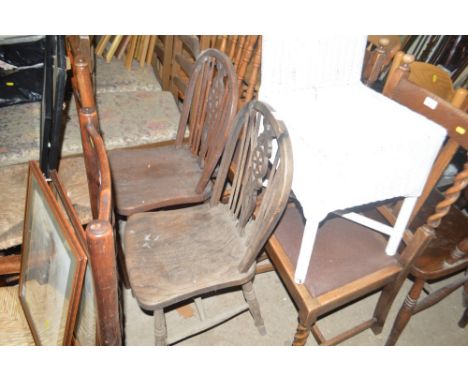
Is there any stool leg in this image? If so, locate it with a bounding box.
[386,278,425,345]
[154,309,167,346]
[242,281,266,335]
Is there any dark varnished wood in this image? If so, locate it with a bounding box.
[67,36,122,345]
[384,159,468,345]
[410,189,468,279]
[123,100,293,344]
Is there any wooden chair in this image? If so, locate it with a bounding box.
[385,165,468,344]
[67,36,122,345]
[265,198,435,346]
[108,48,238,216]
[122,100,293,345]
[379,54,468,345]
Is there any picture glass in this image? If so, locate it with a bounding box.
[20,173,78,345]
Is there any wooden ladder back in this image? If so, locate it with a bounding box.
[176,49,239,194]
[212,101,294,273]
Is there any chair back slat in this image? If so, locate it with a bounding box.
[212,101,293,273]
[176,49,238,194]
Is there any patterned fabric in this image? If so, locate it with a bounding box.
[95,56,162,93]
[0,90,180,167]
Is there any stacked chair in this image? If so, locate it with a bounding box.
[67,35,293,345]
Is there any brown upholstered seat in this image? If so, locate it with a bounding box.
[273,204,400,298]
[109,145,212,215]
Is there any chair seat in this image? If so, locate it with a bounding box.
[0,156,92,250]
[95,55,162,94]
[0,285,35,345]
[409,190,468,280]
[109,145,213,215]
[0,90,179,168]
[273,204,401,298]
[124,203,255,310]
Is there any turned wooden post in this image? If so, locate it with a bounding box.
[383,53,413,96]
[362,37,389,86]
[86,220,122,346]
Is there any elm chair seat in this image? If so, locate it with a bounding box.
[124,203,255,309]
[109,145,212,215]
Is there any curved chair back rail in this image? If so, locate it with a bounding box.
[212,100,294,272]
[176,48,238,194]
[67,35,122,345]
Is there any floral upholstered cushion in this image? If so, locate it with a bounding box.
[0,90,180,167]
[95,56,162,94]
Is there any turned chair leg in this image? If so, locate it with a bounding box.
[372,282,401,334]
[292,321,310,346]
[386,278,425,345]
[458,278,468,328]
[154,309,167,346]
[242,281,266,336]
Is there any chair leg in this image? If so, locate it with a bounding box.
[386,278,425,345]
[292,321,310,346]
[154,309,167,346]
[242,281,266,336]
[458,278,468,328]
[372,283,400,334]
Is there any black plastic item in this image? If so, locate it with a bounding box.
[0,37,46,107]
[0,67,43,107]
[0,38,46,67]
[40,35,67,178]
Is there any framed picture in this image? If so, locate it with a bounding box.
[49,169,97,346]
[19,161,87,345]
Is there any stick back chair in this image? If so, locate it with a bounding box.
[122,100,293,345]
[108,48,238,216]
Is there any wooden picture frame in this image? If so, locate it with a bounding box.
[49,170,97,346]
[19,161,86,345]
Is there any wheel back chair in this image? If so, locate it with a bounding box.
[122,99,293,345]
[380,54,468,345]
[107,47,238,217]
